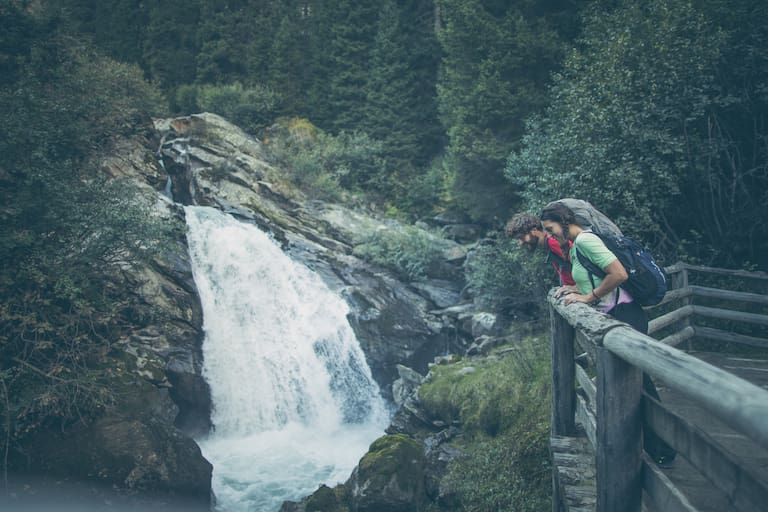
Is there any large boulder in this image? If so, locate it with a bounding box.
[21,415,212,500]
[347,434,429,512]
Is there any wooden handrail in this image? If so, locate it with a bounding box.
[689,285,768,305]
[548,260,768,512]
[676,263,768,280]
[603,326,768,450]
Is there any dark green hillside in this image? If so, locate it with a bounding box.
[1,1,169,468]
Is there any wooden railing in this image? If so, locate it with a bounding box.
[549,262,768,512]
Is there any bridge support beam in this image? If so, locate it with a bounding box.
[596,344,643,512]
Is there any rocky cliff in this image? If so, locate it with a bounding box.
[154,112,506,397]
[9,112,511,509]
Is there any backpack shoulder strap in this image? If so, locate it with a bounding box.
[575,247,602,289]
[575,248,621,306]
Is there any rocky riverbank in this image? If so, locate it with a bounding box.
[7,112,522,509]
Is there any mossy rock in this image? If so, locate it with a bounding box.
[351,434,427,512]
[304,484,350,512]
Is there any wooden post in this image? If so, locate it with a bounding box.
[550,304,575,512]
[595,344,643,512]
[550,304,575,436]
[670,265,693,350]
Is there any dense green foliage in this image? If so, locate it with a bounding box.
[466,235,557,318]
[41,0,768,272]
[175,82,281,133]
[353,225,455,282]
[506,0,768,268]
[0,2,168,461]
[436,0,580,224]
[419,337,551,510]
[47,0,579,225]
[265,117,390,200]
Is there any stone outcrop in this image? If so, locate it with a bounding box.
[13,112,508,507]
[154,112,484,394]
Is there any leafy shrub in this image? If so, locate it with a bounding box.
[353,225,450,282]
[465,235,557,318]
[396,156,454,220]
[266,119,390,201]
[505,0,768,268]
[173,83,199,114]
[0,7,171,465]
[419,337,551,511]
[175,82,282,134]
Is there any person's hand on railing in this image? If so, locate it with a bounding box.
[554,285,595,305]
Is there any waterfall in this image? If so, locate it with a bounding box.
[184,206,388,511]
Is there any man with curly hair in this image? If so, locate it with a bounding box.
[505,212,575,286]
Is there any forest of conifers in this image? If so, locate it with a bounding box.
[4,0,768,269]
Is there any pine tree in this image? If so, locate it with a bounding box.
[142,0,201,88]
[436,0,572,224]
[268,1,311,116]
[303,0,336,127]
[49,0,148,65]
[363,0,442,168]
[322,0,380,132]
[196,0,280,85]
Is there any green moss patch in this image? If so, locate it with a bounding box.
[419,335,552,510]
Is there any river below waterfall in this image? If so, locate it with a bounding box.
[185,206,388,512]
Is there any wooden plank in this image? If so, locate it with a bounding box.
[691,305,768,327]
[576,394,597,451]
[651,286,694,309]
[551,303,576,437]
[644,396,768,512]
[657,456,733,512]
[642,453,700,512]
[551,435,596,512]
[648,305,695,335]
[689,285,768,305]
[575,330,597,367]
[693,326,768,349]
[549,291,626,346]
[689,351,768,392]
[664,263,688,277]
[603,326,768,451]
[682,264,768,280]
[576,365,596,407]
[596,346,642,512]
[657,326,695,347]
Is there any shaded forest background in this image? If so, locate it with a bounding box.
[1,0,767,485]
[5,0,768,266]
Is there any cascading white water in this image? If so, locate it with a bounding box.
[184,206,388,512]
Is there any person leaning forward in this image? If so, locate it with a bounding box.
[539,201,677,467]
[505,212,575,286]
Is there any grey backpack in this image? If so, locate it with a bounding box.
[546,198,623,237]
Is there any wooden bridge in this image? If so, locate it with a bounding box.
[549,263,768,512]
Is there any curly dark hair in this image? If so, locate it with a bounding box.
[505,213,541,238]
[540,202,578,257]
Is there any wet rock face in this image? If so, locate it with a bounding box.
[19,415,212,503]
[154,113,478,396]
